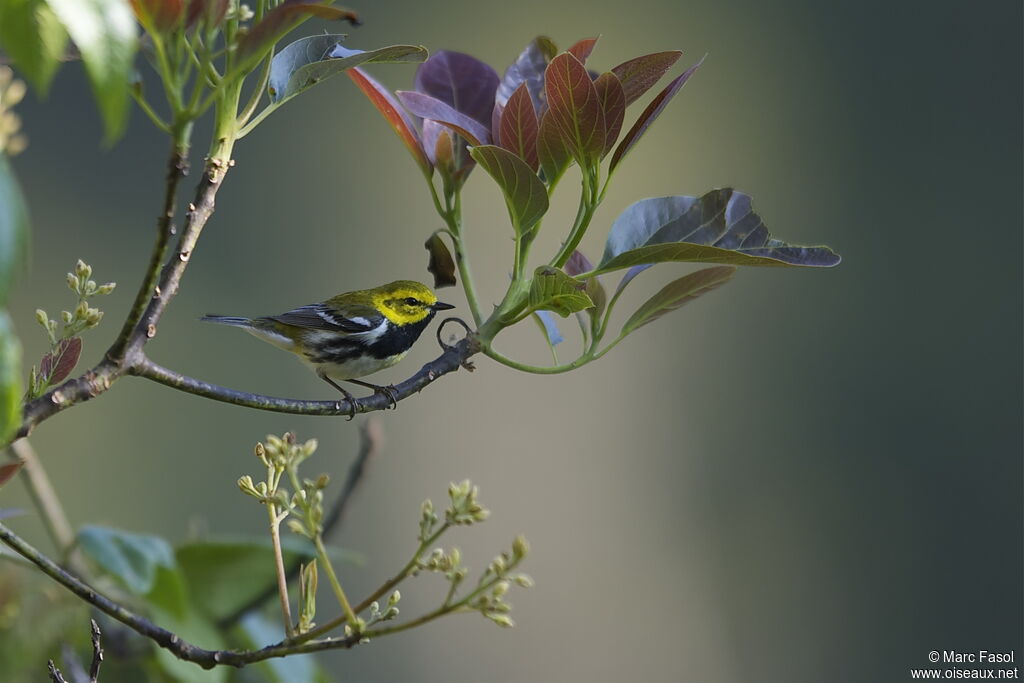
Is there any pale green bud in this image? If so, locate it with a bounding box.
[35,309,48,327]
[75,260,91,279]
[512,535,530,560]
[66,273,79,292]
[95,282,116,296]
[61,310,73,324]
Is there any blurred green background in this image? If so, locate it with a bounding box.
[3,0,1021,681]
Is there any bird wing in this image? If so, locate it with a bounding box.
[266,303,384,333]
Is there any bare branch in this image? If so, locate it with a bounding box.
[89,619,104,683]
[47,660,67,683]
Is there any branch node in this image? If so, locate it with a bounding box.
[147,324,157,339]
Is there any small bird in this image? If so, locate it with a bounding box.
[202,280,454,412]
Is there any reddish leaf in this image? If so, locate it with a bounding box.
[469,145,548,238]
[39,337,83,386]
[610,56,704,173]
[424,233,457,288]
[236,2,359,69]
[498,84,539,171]
[567,37,599,64]
[544,53,605,167]
[347,68,431,175]
[130,0,185,32]
[397,91,490,146]
[496,36,558,110]
[611,50,683,106]
[593,72,625,157]
[0,462,22,489]
[537,111,572,185]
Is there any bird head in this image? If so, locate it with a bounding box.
[370,280,455,326]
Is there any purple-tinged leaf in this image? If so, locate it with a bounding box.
[533,310,564,347]
[424,233,457,288]
[564,249,594,276]
[236,2,359,72]
[611,50,682,106]
[567,37,599,64]
[0,461,23,489]
[414,50,498,126]
[469,145,548,238]
[544,53,606,167]
[529,266,594,317]
[398,91,490,146]
[496,36,557,110]
[498,84,539,171]
[610,56,704,173]
[614,264,653,298]
[39,337,82,386]
[537,111,572,184]
[268,38,426,108]
[597,189,842,273]
[347,68,432,175]
[622,266,736,335]
[593,72,625,157]
[565,250,607,326]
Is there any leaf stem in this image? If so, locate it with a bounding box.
[479,343,591,375]
[266,497,295,637]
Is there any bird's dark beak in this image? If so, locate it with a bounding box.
[433,301,455,311]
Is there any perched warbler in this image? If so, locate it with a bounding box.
[202,280,454,409]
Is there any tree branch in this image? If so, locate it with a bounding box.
[130,335,478,418]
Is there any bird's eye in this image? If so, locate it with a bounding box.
[404,297,419,306]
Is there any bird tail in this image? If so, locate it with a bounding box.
[200,315,252,327]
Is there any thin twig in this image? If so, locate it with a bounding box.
[6,439,74,555]
[89,619,104,683]
[219,418,384,627]
[47,660,67,683]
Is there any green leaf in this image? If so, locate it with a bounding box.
[44,0,137,143]
[176,535,359,621]
[234,2,359,77]
[0,0,68,95]
[537,111,571,186]
[469,145,548,239]
[543,52,605,167]
[0,312,22,445]
[565,250,606,334]
[424,232,456,288]
[0,155,30,307]
[77,526,175,594]
[595,189,842,274]
[528,266,594,317]
[267,38,426,108]
[622,266,736,335]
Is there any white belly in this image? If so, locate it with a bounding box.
[309,350,408,380]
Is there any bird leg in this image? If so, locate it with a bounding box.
[346,378,399,410]
[317,370,358,420]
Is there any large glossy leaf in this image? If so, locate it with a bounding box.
[424,232,456,288]
[537,111,571,185]
[610,56,704,173]
[495,36,557,110]
[469,145,548,238]
[593,72,625,157]
[347,67,431,175]
[0,0,68,95]
[78,525,177,596]
[622,266,736,335]
[544,53,605,167]
[398,91,490,146]
[268,38,426,107]
[611,50,682,106]
[528,266,594,317]
[414,50,498,126]
[498,83,539,170]
[235,2,358,74]
[44,0,136,142]
[0,312,21,445]
[595,189,842,273]
[0,155,29,306]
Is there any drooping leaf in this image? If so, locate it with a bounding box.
[235,2,359,76]
[0,155,30,306]
[566,37,599,64]
[611,50,683,106]
[0,0,68,95]
[532,310,563,346]
[593,72,625,157]
[414,50,498,127]
[595,189,842,274]
[537,111,572,185]
[0,312,21,444]
[610,56,704,173]
[78,525,177,596]
[38,336,82,386]
[469,145,548,239]
[622,266,736,335]
[544,53,605,167]
[424,232,456,288]
[398,91,491,146]
[267,38,426,108]
[0,462,22,489]
[44,0,137,142]
[347,67,431,175]
[495,36,557,110]
[528,266,594,317]
[498,83,539,170]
